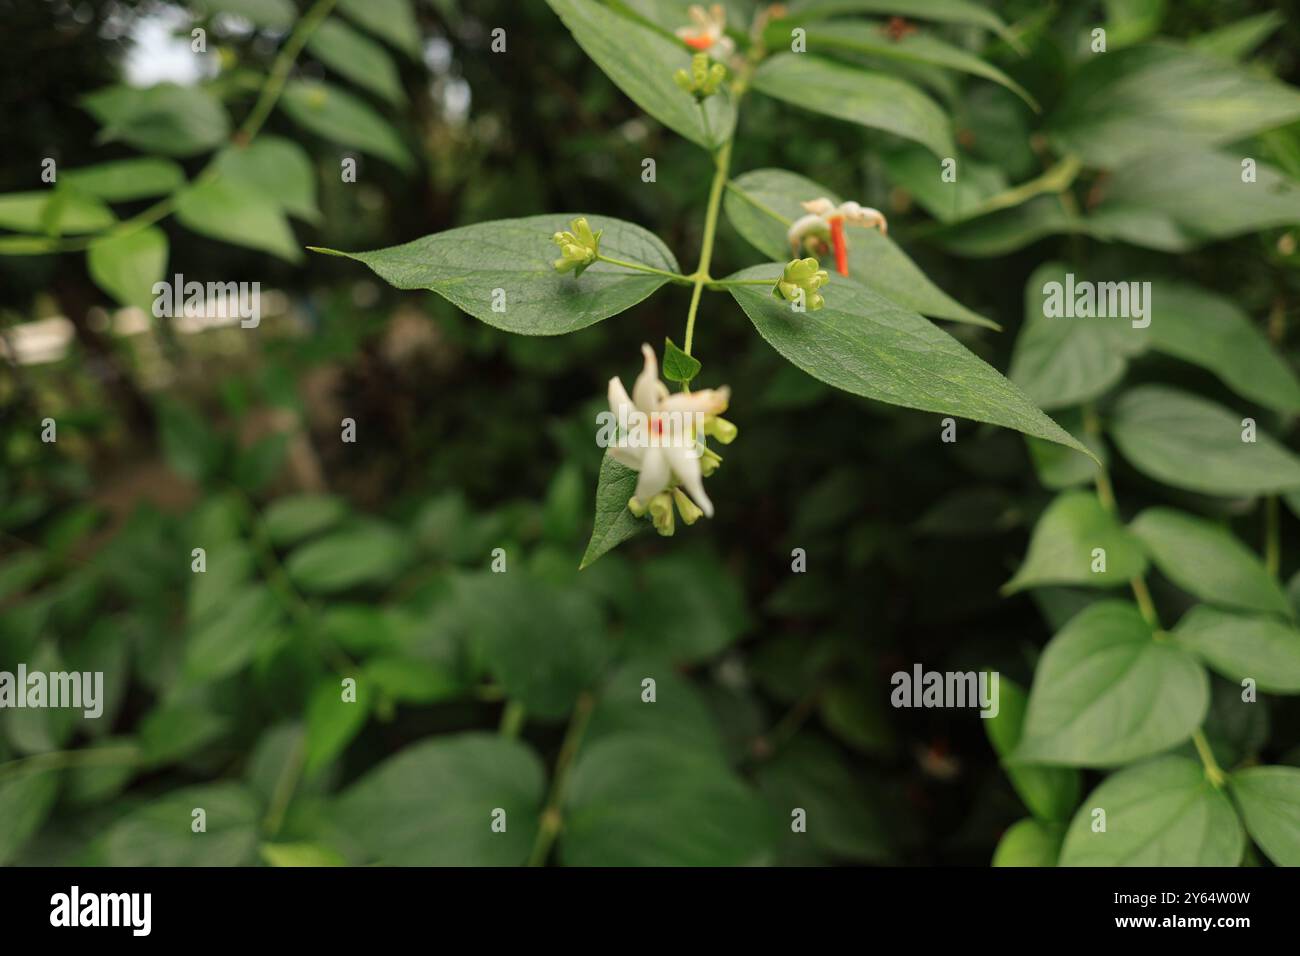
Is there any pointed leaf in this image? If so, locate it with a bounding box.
[280,80,413,171]
[1230,766,1300,867]
[1005,491,1146,593]
[87,226,168,312]
[1173,606,1300,693]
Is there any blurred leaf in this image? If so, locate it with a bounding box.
[211,136,321,224]
[65,738,139,805]
[262,494,348,547]
[362,655,463,704]
[933,195,1090,258]
[1016,602,1207,766]
[184,584,283,684]
[1046,45,1300,170]
[1131,509,1290,616]
[0,551,46,602]
[0,190,114,235]
[100,783,261,866]
[158,400,224,483]
[753,54,954,157]
[1103,0,1164,47]
[139,697,230,766]
[285,522,411,594]
[307,17,406,105]
[195,0,296,27]
[1190,11,1285,60]
[62,158,185,201]
[561,734,776,865]
[992,818,1062,866]
[175,176,302,262]
[188,542,255,625]
[1060,756,1242,865]
[546,0,735,150]
[580,453,647,569]
[1108,385,1300,497]
[881,146,1009,224]
[985,677,1080,823]
[304,676,374,774]
[1026,410,1107,491]
[1230,766,1300,867]
[726,265,1090,457]
[784,0,1012,39]
[585,659,724,756]
[87,226,168,312]
[1172,606,1300,694]
[315,214,678,335]
[337,0,422,58]
[333,733,544,864]
[281,80,413,170]
[0,770,59,865]
[82,83,230,157]
[1005,491,1147,593]
[260,842,346,866]
[818,681,895,755]
[623,549,750,662]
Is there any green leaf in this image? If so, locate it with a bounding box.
[755,736,893,863]
[362,655,463,704]
[195,0,296,28]
[585,658,725,757]
[724,168,996,328]
[62,158,185,202]
[799,21,1037,109]
[880,146,1010,224]
[1141,280,1300,414]
[262,494,348,547]
[333,733,544,865]
[1059,756,1243,865]
[1046,44,1300,170]
[1230,765,1300,867]
[992,818,1062,866]
[623,549,751,662]
[337,0,422,58]
[175,177,302,262]
[1172,606,1300,694]
[545,0,735,150]
[984,677,1080,822]
[725,264,1092,458]
[1109,385,1300,497]
[0,770,59,865]
[307,17,406,105]
[1190,11,1285,61]
[211,136,321,224]
[316,214,677,335]
[87,226,168,312]
[1026,409,1109,491]
[1008,262,1146,411]
[188,543,254,625]
[1131,509,1291,616]
[260,842,347,866]
[281,80,413,170]
[0,190,114,235]
[1103,0,1165,47]
[285,522,411,594]
[580,453,647,569]
[304,676,373,775]
[184,584,282,684]
[932,194,1091,258]
[753,54,954,158]
[662,337,701,383]
[1016,601,1208,766]
[139,697,230,765]
[785,0,1013,40]
[1089,149,1300,252]
[100,783,261,866]
[82,83,230,157]
[561,733,776,865]
[457,572,609,719]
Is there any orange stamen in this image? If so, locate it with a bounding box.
[684,35,712,50]
[830,216,848,277]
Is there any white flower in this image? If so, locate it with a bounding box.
[676,3,736,61]
[608,343,730,521]
[787,197,888,276]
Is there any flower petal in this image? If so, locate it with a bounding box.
[608,375,634,417]
[659,386,730,416]
[665,444,713,518]
[632,343,665,412]
[634,447,671,504]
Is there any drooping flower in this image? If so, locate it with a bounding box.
[552,217,602,276]
[675,52,727,100]
[676,3,735,60]
[773,257,829,311]
[607,344,731,533]
[786,198,887,277]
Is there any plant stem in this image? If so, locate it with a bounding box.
[594,254,692,283]
[707,278,774,289]
[1265,495,1280,579]
[683,136,734,356]
[527,691,595,867]
[1192,730,1227,788]
[499,700,526,738]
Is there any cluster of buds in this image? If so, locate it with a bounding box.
[676,3,735,60]
[609,344,735,536]
[787,198,887,277]
[773,257,829,311]
[552,217,602,276]
[674,52,727,101]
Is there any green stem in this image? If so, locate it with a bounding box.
[595,254,692,283]
[1192,730,1227,788]
[707,278,774,289]
[1265,495,1280,579]
[683,136,734,356]
[499,700,526,739]
[527,691,595,867]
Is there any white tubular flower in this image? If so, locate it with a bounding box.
[607,343,730,525]
[786,197,888,277]
[676,3,735,60]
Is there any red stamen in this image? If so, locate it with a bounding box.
[684,35,712,50]
[830,217,848,277]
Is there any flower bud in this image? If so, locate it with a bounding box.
[551,216,602,276]
[627,495,648,517]
[700,446,722,476]
[676,52,726,100]
[672,488,704,525]
[773,257,829,311]
[704,415,737,444]
[649,491,676,536]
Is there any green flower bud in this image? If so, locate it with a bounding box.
[676,53,726,101]
[627,495,648,517]
[648,491,676,536]
[704,415,737,445]
[773,257,829,311]
[672,488,704,525]
[551,216,602,276]
[700,446,722,476]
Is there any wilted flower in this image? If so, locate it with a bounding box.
[674,52,727,100]
[552,217,602,276]
[786,198,887,277]
[608,344,731,533]
[773,257,829,311]
[676,3,735,60]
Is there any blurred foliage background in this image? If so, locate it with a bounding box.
[2,0,1300,867]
